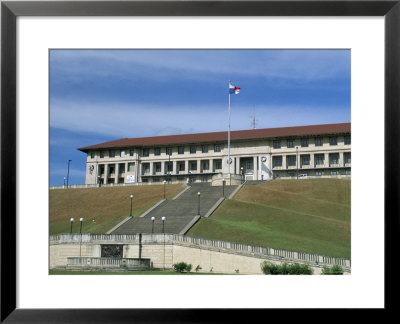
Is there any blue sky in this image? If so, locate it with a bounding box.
[50,49,351,186]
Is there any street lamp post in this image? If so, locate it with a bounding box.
[130,194,134,216]
[296,146,299,180]
[163,180,166,199]
[67,159,72,188]
[63,177,66,188]
[79,218,84,257]
[240,167,244,184]
[151,216,155,234]
[70,218,74,234]
[162,216,166,270]
[98,175,101,187]
[197,192,201,216]
[222,178,225,198]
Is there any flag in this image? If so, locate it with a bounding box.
[229,82,240,94]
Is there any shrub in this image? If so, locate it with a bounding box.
[261,261,313,275]
[321,265,344,275]
[195,265,202,272]
[173,262,192,273]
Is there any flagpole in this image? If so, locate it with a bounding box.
[228,81,231,184]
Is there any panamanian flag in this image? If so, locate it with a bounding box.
[229,82,240,94]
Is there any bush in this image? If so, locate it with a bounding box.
[195,265,202,272]
[261,261,313,275]
[173,262,192,273]
[321,265,344,275]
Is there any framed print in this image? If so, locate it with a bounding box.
[1,0,399,322]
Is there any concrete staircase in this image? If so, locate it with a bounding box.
[111,183,238,235]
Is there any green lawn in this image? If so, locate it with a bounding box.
[49,184,184,235]
[187,179,351,259]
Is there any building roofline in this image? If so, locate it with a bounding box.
[77,122,351,153]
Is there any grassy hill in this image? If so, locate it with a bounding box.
[49,184,185,235]
[187,179,351,259]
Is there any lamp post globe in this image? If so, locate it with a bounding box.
[161,216,166,233]
[163,180,166,199]
[70,218,74,234]
[79,218,84,234]
[151,216,155,233]
[222,178,225,197]
[197,192,201,216]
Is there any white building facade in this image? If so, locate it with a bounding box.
[78,123,351,185]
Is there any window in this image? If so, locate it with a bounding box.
[345,170,351,175]
[331,170,339,176]
[287,156,296,166]
[288,171,296,178]
[109,165,115,174]
[202,145,209,153]
[90,152,95,159]
[203,161,209,170]
[143,149,149,157]
[109,151,115,158]
[190,146,196,154]
[215,160,222,169]
[179,163,185,171]
[154,148,161,156]
[190,162,197,171]
[100,151,105,158]
[273,140,281,149]
[273,156,282,167]
[329,153,339,165]
[128,163,135,172]
[246,161,253,170]
[344,152,351,164]
[167,162,173,172]
[119,164,125,174]
[129,149,134,156]
[120,150,125,157]
[316,171,324,176]
[143,164,150,173]
[301,155,310,166]
[166,147,172,156]
[155,163,161,172]
[301,138,308,147]
[178,146,184,154]
[214,145,221,152]
[329,137,337,146]
[287,139,294,148]
[344,135,351,145]
[153,178,160,183]
[315,137,323,146]
[315,154,324,165]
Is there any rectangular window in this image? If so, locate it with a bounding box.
[316,171,324,176]
[167,162,173,172]
[154,148,161,156]
[301,138,308,147]
[203,161,209,170]
[329,137,338,146]
[246,161,253,170]
[143,164,150,173]
[190,162,197,171]
[301,155,310,166]
[129,149,134,156]
[329,153,339,165]
[273,156,282,167]
[119,164,125,174]
[331,170,339,176]
[179,163,185,171]
[214,145,221,152]
[155,163,161,172]
[120,150,125,157]
[315,137,323,146]
[190,146,196,154]
[273,140,281,149]
[288,171,296,178]
[100,151,105,158]
[109,165,115,174]
[202,145,209,153]
[344,152,351,164]
[345,170,351,175]
[109,151,115,158]
[143,149,149,157]
[215,160,222,169]
[178,146,184,154]
[287,156,296,166]
[90,152,95,159]
[128,163,135,172]
[166,147,172,156]
[344,135,351,145]
[287,139,294,148]
[315,154,324,165]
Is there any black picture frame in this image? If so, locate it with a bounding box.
[1,0,399,322]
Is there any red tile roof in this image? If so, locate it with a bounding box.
[78,123,351,152]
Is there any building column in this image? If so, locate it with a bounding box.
[115,163,119,183]
[150,162,154,175]
[339,152,344,167]
[161,161,165,174]
[173,160,177,174]
[253,156,258,180]
[282,155,287,169]
[324,153,330,168]
[197,160,201,173]
[310,154,315,169]
[209,159,214,172]
[235,157,240,174]
[185,160,189,173]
